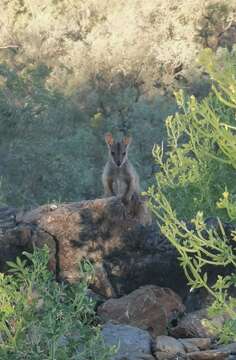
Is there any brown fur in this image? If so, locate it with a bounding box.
[102,133,140,202]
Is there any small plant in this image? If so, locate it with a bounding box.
[147,48,236,343]
[0,246,116,359]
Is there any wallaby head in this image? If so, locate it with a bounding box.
[105,133,132,168]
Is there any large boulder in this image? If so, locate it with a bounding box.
[97,285,185,336]
[0,199,234,304]
[0,198,187,298]
[101,323,154,360]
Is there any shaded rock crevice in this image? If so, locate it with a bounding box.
[39,227,61,281]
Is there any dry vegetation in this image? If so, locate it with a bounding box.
[0,0,235,206]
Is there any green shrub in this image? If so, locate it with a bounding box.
[0,246,115,359]
[147,47,236,343]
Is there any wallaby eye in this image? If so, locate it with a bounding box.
[111,151,115,155]
[122,152,126,156]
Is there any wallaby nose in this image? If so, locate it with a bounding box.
[117,161,121,166]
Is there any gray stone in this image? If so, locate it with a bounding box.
[154,335,185,353]
[155,351,186,359]
[101,322,153,360]
[217,343,236,354]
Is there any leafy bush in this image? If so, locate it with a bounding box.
[0,246,115,359]
[147,47,236,343]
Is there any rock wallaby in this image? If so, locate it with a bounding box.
[102,133,140,203]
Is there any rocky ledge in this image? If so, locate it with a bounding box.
[0,197,187,298]
[0,199,235,359]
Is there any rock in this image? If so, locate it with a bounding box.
[179,339,200,353]
[154,351,186,360]
[0,207,16,229]
[0,199,188,299]
[153,335,186,358]
[97,285,185,336]
[0,209,56,273]
[2,201,234,304]
[187,349,229,359]
[217,343,236,355]
[179,338,211,352]
[0,203,234,303]
[169,309,224,339]
[101,322,154,360]
[0,207,24,271]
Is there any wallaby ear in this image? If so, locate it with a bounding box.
[123,136,132,146]
[105,132,114,145]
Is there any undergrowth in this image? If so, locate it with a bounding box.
[0,246,115,359]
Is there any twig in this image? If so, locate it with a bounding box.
[0,45,20,49]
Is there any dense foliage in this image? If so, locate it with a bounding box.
[0,246,115,359]
[148,47,236,343]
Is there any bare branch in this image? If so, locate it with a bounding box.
[0,45,20,50]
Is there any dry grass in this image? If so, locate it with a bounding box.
[1,0,235,97]
[0,0,235,207]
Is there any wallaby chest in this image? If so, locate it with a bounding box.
[107,163,131,194]
[102,133,139,199]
